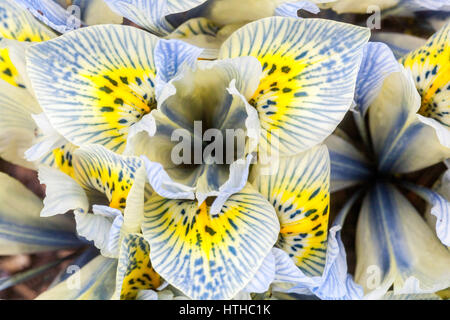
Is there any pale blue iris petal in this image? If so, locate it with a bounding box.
[313,192,364,300]
[0,173,83,254]
[355,42,400,116]
[104,0,207,36]
[399,0,450,11]
[312,226,363,300]
[244,249,276,293]
[26,25,159,153]
[209,154,253,214]
[368,67,449,174]
[402,182,450,246]
[56,246,99,283]
[16,0,81,33]
[356,183,450,296]
[325,133,373,192]
[36,255,117,299]
[154,39,203,84]
[154,39,203,102]
[275,1,320,17]
[74,205,123,258]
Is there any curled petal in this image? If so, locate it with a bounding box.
[74,205,123,258]
[73,144,143,211]
[0,80,40,169]
[38,166,89,217]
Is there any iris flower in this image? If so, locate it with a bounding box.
[321,22,450,298]
[16,14,370,299]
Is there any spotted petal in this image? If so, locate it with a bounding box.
[401,21,450,146]
[142,183,279,300]
[250,144,330,276]
[114,233,162,300]
[220,17,370,155]
[140,56,262,209]
[0,173,82,254]
[368,66,450,173]
[73,144,143,211]
[0,0,56,41]
[26,25,159,153]
[355,183,450,297]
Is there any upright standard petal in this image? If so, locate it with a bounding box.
[324,133,373,192]
[0,173,82,254]
[368,66,450,173]
[355,183,450,297]
[0,0,56,41]
[142,183,279,300]
[355,42,400,117]
[220,17,370,155]
[251,144,330,276]
[26,25,159,153]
